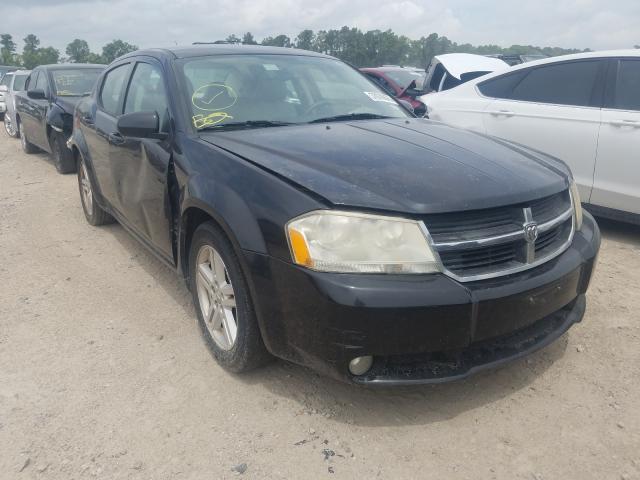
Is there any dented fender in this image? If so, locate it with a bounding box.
[46,103,72,134]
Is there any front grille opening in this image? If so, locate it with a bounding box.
[439,242,520,274]
[425,189,573,280]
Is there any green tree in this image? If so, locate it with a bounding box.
[23,34,40,54]
[36,46,59,65]
[66,38,91,63]
[1,33,17,65]
[225,34,241,44]
[101,39,138,63]
[87,52,105,64]
[261,35,291,48]
[21,34,59,69]
[295,30,315,51]
[242,32,257,45]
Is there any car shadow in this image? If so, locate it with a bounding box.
[100,218,570,428]
[103,222,194,316]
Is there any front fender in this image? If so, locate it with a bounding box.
[46,103,72,134]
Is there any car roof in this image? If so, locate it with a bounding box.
[458,49,640,88]
[121,44,333,60]
[36,63,105,71]
[502,49,640,70]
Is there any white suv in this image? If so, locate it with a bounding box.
[420,50,640,224]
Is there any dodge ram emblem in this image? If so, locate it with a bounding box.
[523,222,539,243]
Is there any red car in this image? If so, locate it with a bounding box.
[360,67,426,116]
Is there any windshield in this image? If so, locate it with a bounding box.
[177,54,408,130]
[0,73,12,88]
[384,70,424,89]
[13,74,28,92]
[51,69,102,96]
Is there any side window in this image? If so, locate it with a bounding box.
[510,60,601,107]
[429,64,446,91]
[477,71,527,99]
[25,72,36,91]
[124,62,169,132]
[34,70,48,93]
[612,59,640,111]
[100,64,130,116]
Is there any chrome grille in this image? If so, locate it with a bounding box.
[424,190,575,282]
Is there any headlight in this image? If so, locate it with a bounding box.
[570,181,583,230]
[286,211,440,274]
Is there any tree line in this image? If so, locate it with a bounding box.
[0,34,138,68]
[219,29,591,68]
[1,28,598,70]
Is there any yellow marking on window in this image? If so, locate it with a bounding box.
[192,112,234,129]
[191,83,238,112]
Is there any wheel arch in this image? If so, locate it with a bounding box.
[179,202,268,338]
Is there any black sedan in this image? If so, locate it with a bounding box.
[15,64,104,173]
[69,45,600,385]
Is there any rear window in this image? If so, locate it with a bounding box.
[612,59,640,111]
[509,61,601,107]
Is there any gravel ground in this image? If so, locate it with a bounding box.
[0,129,639,480]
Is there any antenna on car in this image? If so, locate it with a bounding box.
[192,40,241,45]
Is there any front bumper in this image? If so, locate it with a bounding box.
[245,212,600,385]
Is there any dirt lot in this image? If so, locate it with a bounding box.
[0,130,639,480]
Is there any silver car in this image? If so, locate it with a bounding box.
[1,70,30,138]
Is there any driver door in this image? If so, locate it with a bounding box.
[111,59,174,259]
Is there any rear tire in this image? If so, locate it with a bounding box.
[189,221,271,373]
[51,132,76,174]
[19,121,38,154]
[77,153,114,226]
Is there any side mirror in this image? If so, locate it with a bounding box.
[397,99,415,114]
[400,80,422,98]
[404,88,423,98]
[117,111,160,138]
[27,88,46,100]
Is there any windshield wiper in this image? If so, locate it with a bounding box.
[308,113,393,124]
[198,120,295,131]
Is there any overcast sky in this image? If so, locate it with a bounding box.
[7,0,639,53]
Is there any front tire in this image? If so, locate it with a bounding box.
[189,222,271,373]
[51,132,76,174]
[77,154,114,226]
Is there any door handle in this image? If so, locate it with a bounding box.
[81,114,94,125]
[610,119,640,128]
[489,110,515,117]
[108,132,125,145]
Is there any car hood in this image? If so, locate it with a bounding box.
[55,96,82,114]
[200,119,569,214]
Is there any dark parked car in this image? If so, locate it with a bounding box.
[360,67,427,116]
[70,45,600,385]
[15,64,104,173]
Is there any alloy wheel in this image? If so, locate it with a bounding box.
[195,245,238,350]
[4,116,16,137]
[79,160,93,216]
